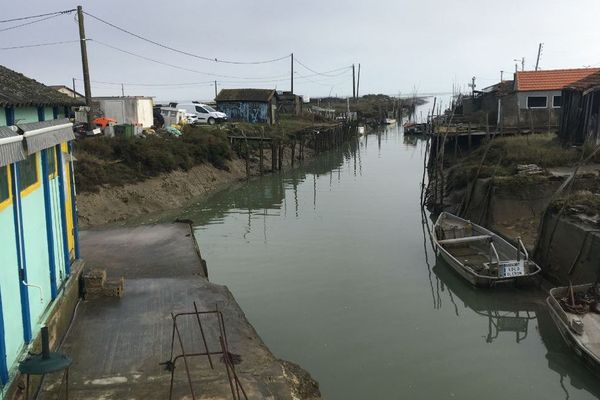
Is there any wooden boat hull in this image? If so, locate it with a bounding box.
[433,212,542,288]
[546,285,600,375]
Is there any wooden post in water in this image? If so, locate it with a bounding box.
[468,123,472,150]
[271,142,277,171]
[278,144,283,170]
[243,132,250,180]
[291,138,296,166]
[259,134,264,176]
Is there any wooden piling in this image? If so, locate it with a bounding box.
[259,134,264,176]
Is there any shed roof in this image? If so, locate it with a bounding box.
[564,70,600,92]
[49,85,84,97]
[0,65,84,107]
[480,80,514,96]
[216,89,276,102]
[515,68,600,92]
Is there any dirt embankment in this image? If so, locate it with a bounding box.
[77,160,245,228]
[77,146,311,228]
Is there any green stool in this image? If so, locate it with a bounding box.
[18,327,72,399]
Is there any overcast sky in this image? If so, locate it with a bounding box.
[2,0,600,102]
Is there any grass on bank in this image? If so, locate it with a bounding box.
[549,192,600,217]
[445,133,583,190]
[74,126,232,193]
[74,116,336,193]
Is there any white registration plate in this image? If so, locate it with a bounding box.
[498,260,525,278]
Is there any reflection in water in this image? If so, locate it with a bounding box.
[178,124,600,400]
[422,214,600,400]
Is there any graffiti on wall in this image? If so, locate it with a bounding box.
[217,102,269,123]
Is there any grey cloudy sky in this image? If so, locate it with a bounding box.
[2,0,599,102]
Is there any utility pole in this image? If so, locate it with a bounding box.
[214,80,218,99]
[72,77,76,98]
[352,64,356,99]
[290,53,294,94]
[500,70,504,82]
[535,43,543,71]
[356,63,361,98]
[469,76,476,97]
[77,5,92,124]
[121,83,125,97]
[521,57,525,71]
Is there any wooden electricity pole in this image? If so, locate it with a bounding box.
[535,43,543,71]
[72,77,76,98]
[77,5,92,123]
[290,53,294,94]
[352,64,356,99]
[356,63,361,98]
[214,80,218,99]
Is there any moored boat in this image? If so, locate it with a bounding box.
[433,212,542,288]
[403,122,427,135]
[547,283,600,374]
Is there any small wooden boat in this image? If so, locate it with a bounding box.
[403,122,427,135]
[547,283,600,374]
[433,212,542,287]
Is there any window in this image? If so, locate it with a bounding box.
[47,147,57,179]
[19,154,39,194]
[0,166,10,209]
[203,105,216,112]
[195,106,208,113]
[526,96,547,108]
[553,95,562,108]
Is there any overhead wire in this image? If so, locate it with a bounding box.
[0,39,79,50]
[83,11,290,65]
[89,39,294,81]
[0,9,75,23]
[88,40,353,86]
[294,57,351,77]
[0,12,72,33]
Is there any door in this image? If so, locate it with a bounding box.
[61,143,75,261]
[195,106,209,123]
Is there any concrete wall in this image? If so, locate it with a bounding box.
[536,214,600,284]
[13,107,39,124]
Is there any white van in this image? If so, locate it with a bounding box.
[174,103,227,125]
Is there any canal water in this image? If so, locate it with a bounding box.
[177,124,600,399]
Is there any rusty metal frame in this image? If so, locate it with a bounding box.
[162,304,248,400]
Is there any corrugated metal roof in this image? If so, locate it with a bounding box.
[0,65,84,107]
[18,118,74,154]
[0,126,25,167]
[215,89,276,102]
[515,68,600,92]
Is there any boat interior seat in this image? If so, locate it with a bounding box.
[438,235,492,246]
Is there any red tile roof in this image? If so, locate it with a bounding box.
[515,68,600,92]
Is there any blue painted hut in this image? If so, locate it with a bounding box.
[215,89,278,124]
[0,65,83,391]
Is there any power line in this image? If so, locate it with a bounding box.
[0,39,79,50]
[0,12,72,33]
[84,11,290,65]
[294,57,352,77]
[0,9,75,23]
[89,39,350,84]
[90,39,287,80]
